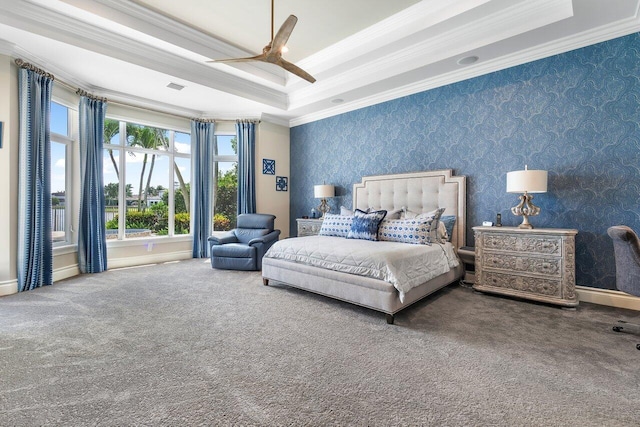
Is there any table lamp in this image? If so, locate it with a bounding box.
[314,184,335,219]
[506,166,547,229]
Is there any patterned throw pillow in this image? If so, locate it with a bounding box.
[319,213,353,238]
[346,209,387,241]
[378,218,433,245]
[411,208,446,243]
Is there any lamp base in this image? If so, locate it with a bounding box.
[511,192,540,229]
[317,198,330,218]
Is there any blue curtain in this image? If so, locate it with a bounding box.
[17,66,53,292]
[78,95,108,273]
[191,120,215,258]
[236,120,256,214]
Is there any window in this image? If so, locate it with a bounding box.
[50,101,74,246]
[103,119,191,239]
[213,134,238,231]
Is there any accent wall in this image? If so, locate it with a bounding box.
[290,33,640,290]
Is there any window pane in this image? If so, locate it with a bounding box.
[127,123,168,151]
[104,150,121,239]
[213,161,237,231]
[126,151,170,237]
[50,102,68,136]
[175,131,191,155]
[216,135,236,156]
[174,157,191,235]
[51,141,66,243]
[104,118,120,145]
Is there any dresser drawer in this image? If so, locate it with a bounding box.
[483,271,561,298]
[482,253,562,277]
[297,219,323,237]
[483,234,562,256]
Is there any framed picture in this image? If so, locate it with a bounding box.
[276,176,288,191]
[0,121,3,149]
[263,158,275,175]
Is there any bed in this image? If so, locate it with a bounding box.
[262,170,466,324]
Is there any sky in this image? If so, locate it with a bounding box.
[50,102,236,196]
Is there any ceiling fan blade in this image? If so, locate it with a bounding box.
[269,15,297,55]
[276,58,316,83]
[207,54,266,64]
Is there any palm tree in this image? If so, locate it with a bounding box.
[104,119,120,179]
[128,126,164,211]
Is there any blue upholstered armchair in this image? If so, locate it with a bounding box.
[208,214,280,271]
[607,225,640,350]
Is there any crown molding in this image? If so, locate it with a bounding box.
[290,17,640,127]
[289,0,572,112]
[1,1,288,108]
[59,0,287,86]
[298,0,491,75]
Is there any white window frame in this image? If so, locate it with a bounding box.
[50,99,77,249]
[103,118,191,240]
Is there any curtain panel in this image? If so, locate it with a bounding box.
[78,95,108,273]
[236,120,256,214]
[191,120,215,258]
[17,66,54,292]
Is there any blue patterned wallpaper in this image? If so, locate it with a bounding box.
[290,33,640,290]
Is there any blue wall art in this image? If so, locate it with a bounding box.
[276,176,288,192]
[290,33,640,290]
[263,158,275,175]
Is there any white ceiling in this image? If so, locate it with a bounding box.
[0,0,638,127]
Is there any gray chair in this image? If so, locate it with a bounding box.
[607,225,640,350]
[208,214,280,271]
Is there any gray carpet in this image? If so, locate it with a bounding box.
[1,259,639,426]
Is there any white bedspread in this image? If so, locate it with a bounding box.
[264,236,459,302]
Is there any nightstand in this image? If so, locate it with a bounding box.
[296,218,323,237]
[472,226,578,307]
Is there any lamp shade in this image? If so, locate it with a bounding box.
[314,184,335,198]
[506,169,547,193]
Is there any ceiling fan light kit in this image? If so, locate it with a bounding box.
[208,0,316,83]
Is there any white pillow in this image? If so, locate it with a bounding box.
[340,206,353,216]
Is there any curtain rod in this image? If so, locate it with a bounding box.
[14,58,260,124]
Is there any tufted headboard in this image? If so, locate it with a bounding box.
[353,170,467,249]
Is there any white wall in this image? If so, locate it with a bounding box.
[257,121,290,238]
[0,55,18,296]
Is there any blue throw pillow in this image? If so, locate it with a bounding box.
[440,215,456,242]
[347,209,387,241]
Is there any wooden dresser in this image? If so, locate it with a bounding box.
[472,226,578,307]
[296,218,323,237]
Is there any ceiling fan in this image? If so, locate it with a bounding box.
[207,0,316,83]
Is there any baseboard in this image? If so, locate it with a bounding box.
[0,280,17,296]
[107,251,193,270]
[54,264,80,282]
[576,286,640,311]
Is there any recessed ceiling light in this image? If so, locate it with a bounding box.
[457,56,479,65]
[331,98,344,104]
[166,82,185,91]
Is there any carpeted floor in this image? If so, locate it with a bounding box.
[1,259,639,426]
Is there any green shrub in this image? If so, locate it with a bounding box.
[214,213,231,231]
[175,212,190,234]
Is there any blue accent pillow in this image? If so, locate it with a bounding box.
[347,209,387,241]
[440,215,456,242]
[319,213,353,238]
